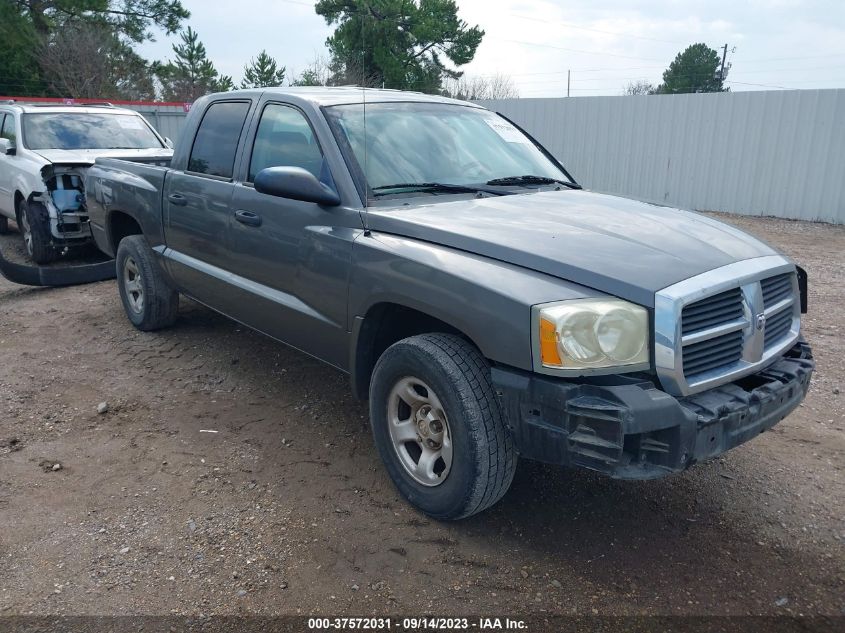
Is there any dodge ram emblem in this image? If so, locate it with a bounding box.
[756,313,766,330]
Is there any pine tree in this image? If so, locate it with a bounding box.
[655,43,727,94]
[315,0,484,93]
[241,50,286,88]
[157,27,231,101]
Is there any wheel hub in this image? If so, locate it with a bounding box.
[123,256,144,313]
[20,212,33,256]
[387,377,453,487]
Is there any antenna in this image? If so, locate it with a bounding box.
[361,7,368,211]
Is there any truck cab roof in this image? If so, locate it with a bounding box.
[200,86,484,109]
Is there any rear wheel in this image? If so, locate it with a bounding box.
[116,235,179,331]
[369,333,517,520]
[17,199,56,264]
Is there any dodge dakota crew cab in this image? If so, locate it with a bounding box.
[84,87,814,520]
[0,101,173,264]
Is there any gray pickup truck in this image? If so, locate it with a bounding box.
[84,87,814,520]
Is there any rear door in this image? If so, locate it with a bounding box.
[162,99,254,308]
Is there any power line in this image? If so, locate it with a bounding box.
[727,80,786,89]
[495,37,667,61]
[738,52,845,63]
[507,13,686,45]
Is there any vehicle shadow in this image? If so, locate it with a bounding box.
[456,455,833,612]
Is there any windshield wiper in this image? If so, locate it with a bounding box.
[371,182,506,197]
[486,175,581,189]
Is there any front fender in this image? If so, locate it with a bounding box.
[349,231,598,371]
[13,171,41,207]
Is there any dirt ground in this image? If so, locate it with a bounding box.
[0,212,843,618]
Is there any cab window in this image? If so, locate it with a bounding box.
[248,104,323,182]
[188,101,250,178]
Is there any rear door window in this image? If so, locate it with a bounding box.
[187,101,250,178]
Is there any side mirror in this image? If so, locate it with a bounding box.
[0,138,15,155]
[163,137,174,149]
[254,166,340,206]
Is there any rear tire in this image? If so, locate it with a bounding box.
[369,333,517,520]
[17,199,56,264]
[116,235,179,331]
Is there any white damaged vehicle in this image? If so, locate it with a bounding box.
[0,102,173,263]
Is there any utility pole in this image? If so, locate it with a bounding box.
[567,69,570,97]
[719,44,728,82]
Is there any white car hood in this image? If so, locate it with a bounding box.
[33,148,173,166]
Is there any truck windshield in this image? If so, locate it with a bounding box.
[324,102,573,196]
[22,113,163,150]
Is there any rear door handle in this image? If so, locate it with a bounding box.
[234,209,262,227]
[168,193,188,206]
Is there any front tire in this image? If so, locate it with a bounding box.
[369,333,517,520]
[116,235,179,331]
[17,199,56,264]
[0,215,9,235]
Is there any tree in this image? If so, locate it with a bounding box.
[39,22,156,99]
[0,2,49,95]
[291,55,332,86]
[443,74,519,100]
[241,50,286,88]
[13,0,189,42]
[3,0,189,98]
[157,27,232,101]
[314,0,484,94]
[655,43,727,94]
[623,80,656,96]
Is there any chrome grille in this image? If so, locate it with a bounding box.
[655,256,802,397]
[762,273,793,307]
[682,330,743,376]
[681,287,743,336]
[765,308,793,347]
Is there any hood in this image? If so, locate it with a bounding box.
[33,148,173,166]
[366,190,780,307]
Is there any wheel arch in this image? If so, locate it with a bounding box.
[350,301,486,401]
[106,210,144,256]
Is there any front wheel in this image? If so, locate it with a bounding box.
[17,199,56,264]
[369,333,517,520]
[116,235,179,331]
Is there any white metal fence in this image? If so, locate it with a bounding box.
[478,89,845,224]
[126,104,189,142]
[116,90,845,224]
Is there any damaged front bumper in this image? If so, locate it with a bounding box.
[492,340,814,479]
[37,165,92,242]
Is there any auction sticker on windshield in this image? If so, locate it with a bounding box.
[483,116,530,144]
[116,116,145,130]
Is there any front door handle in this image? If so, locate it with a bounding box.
[168,193,188,207]
[234,209,262,227]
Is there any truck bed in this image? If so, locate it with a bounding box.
[85,157,173,257]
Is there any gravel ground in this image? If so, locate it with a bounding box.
[0,212,843,618]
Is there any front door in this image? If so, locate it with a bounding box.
[0,113,17,217]
[226,101,364,368]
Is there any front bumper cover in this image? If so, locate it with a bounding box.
[492,340,814,479]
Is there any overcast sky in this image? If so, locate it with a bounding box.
[137,0,845,98]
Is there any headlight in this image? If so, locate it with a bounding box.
[535,298,649,371]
